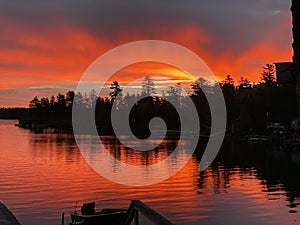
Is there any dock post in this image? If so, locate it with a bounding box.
[61,212,64,225]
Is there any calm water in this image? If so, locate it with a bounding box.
[0,120,300,225]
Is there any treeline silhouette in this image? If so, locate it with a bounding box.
[0,107,31,119]
[4,64,297,137]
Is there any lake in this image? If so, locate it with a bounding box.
[0,120,299,225]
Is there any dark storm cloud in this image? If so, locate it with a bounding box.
[0,0,292,72]
[0,0,290,43]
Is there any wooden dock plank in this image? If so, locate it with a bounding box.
[0,201,21,225]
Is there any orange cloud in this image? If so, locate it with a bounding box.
[107,61,195,86]
[0,13,293,106]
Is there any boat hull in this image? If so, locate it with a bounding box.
[71,210,127,225]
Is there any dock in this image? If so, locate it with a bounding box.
[0,201,21,225]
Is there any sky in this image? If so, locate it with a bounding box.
[0,0,294,107]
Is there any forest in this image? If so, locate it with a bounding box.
[0,64,297,137]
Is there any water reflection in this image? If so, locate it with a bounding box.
[196,142,300,216]
[100,135,180,166]
[0,121,300,225]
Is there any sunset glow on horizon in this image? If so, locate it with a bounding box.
[0,1,293,107]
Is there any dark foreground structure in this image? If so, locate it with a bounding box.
[0,201,21,225]
[292,0,300,115]
[273,0,300,141]
[69,200,173,225]
[277,0,300,115]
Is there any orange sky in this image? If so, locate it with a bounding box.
[0,1,294,107]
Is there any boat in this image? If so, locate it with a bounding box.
[69,202,127,225]
[66,200,174,225]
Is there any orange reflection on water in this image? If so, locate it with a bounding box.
[101,136,179,166]
[0,121,299,225]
